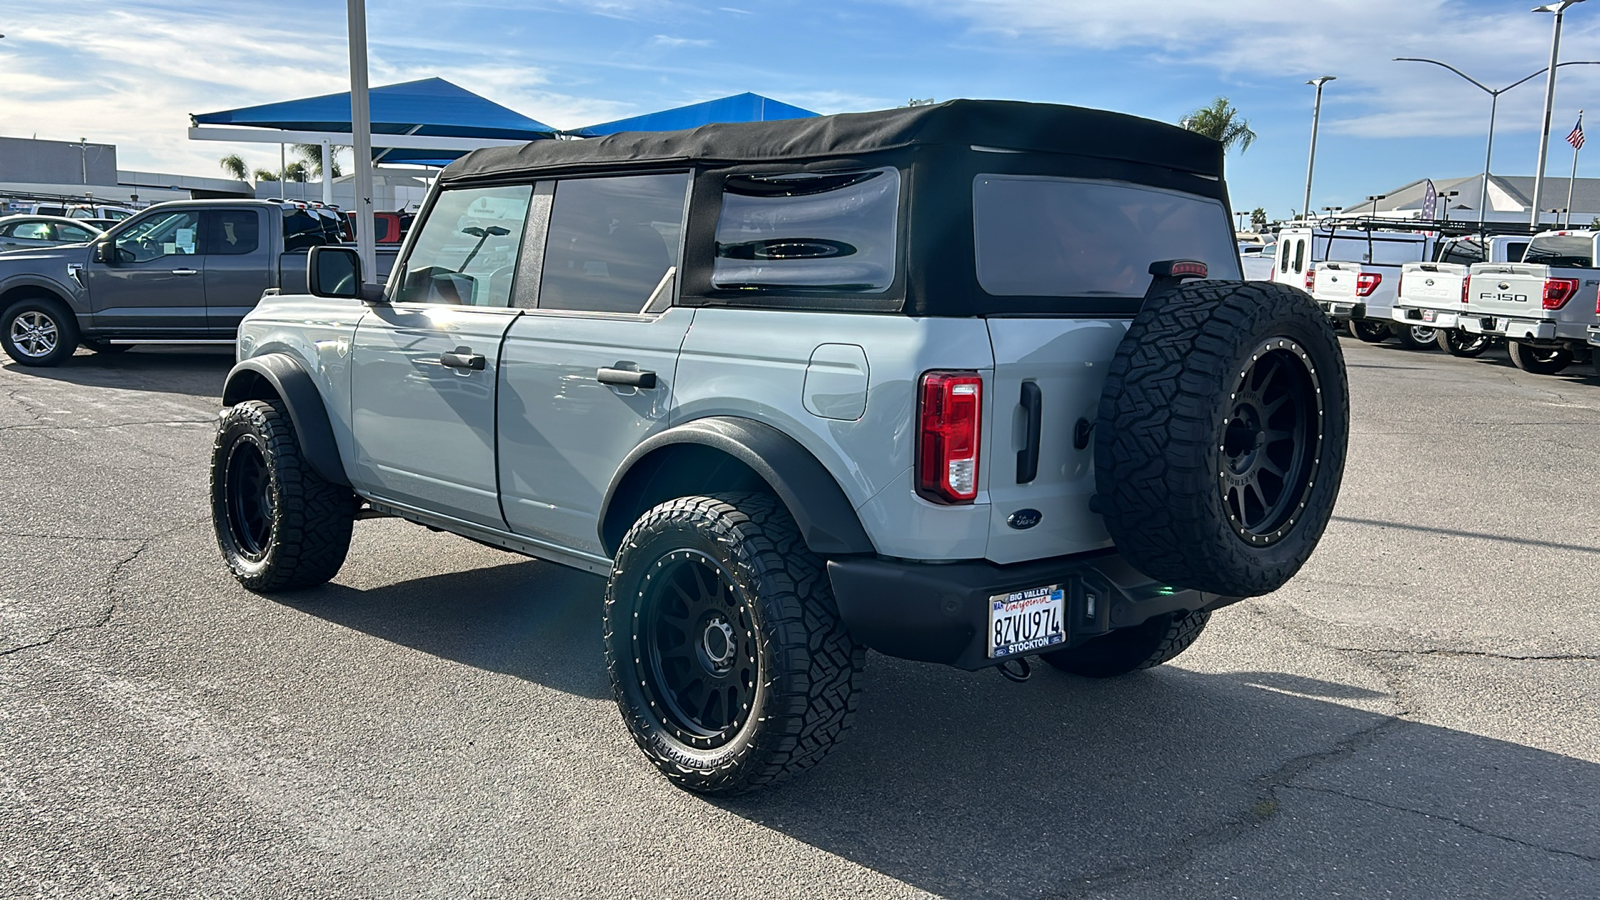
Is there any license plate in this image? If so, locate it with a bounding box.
[988,585,1065,658]
[1421,309,1436,323]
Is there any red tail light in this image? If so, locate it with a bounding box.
[1462,276,1470,304]
[1304,268,1316,292]
[1543,277,1578,310]
[1355,273,1383,298]
[917,371,982,504]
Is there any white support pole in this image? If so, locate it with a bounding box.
[321,139,334,207]
[347,0,377,280]
[1531,7,1569,228]
[1564,111,1582,228]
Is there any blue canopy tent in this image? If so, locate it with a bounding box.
[192,77,557,166]
[569,92,818,137]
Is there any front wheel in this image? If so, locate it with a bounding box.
[1348,319,1391,343]
[1,297,79,366]
[210,399,354,592]
[1507,341,1572,375]
[1041,609,1211,678]
[1437,330,1490,357]
[1394,325,1439,350]
[604,493,864,795]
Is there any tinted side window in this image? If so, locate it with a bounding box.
[1279,240,1291,273]
[9,222,51,240]
[395,184,533,308]
[206,210,261,256]
[713,168,900,294]
[57,224,96,242]
[540,173,689,313]
[114,210,201,262]
[1294,239,1306,273]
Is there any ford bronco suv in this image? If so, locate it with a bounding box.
[209,101,1350,794]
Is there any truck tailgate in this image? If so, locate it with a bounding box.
[1466,265,1551,320]
[982,319,1121,565]
[1397,263,1467,312]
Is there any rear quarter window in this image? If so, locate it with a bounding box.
[1524,235,1596,268]
[973,176,1240,298]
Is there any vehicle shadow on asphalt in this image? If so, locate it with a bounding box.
[1,347,235,398]
[714,658,1599,898]
[286,560,614,700]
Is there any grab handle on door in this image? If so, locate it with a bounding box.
[596,367,656,389]
[1017,381,1042,484]
[171,268,198,276]
[440,350,486,371]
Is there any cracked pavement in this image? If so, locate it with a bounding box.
[1,341,1597,899]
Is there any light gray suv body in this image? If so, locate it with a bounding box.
[210,101,1351,793]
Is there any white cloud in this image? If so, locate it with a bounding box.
[650,35,716,48]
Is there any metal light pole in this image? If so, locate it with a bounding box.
[1303,76,1336,221]
[1531,0,1588,228]
[347,0,377,279]
[1395,57,1599,226]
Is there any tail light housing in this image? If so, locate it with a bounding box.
[1355,273,1383,298]
[1543,277,1578,310]
[1462,276,1471,304]
[917,371,982,504]
[1304,268,1316,292]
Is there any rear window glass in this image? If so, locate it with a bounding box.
[713,167,899,294]
[974,176,1240,297]
[1437,239,1486,265]
[1523,234,1595,268]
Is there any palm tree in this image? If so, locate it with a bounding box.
[219,154,249,181]
[1250,207,1268,231]
[284,161,308,183]
[1181,98,1256,154]
[253,169,280,183]
[292,143,344,179]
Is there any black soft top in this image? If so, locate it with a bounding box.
[441,99,1223,182]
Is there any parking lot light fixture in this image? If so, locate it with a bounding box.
[1303,77,1336,221]
[1530,0,1588,227]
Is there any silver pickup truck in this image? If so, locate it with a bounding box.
[1460,230,1599,374]
[207,100,1350,794]
[0,199,396,366]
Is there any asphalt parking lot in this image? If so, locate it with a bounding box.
[2,337,1597,899]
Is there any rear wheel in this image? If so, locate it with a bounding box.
[604,493,864,794]
[1349,318,1391,343]
[1394,325,1439,350]
[1437,330,1490,357]
[1,297,79,367]
[1507,341,1572,375]
[1041,609,1211,678]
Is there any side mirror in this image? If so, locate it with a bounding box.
[91,240,115,265]
[308,246,367,299]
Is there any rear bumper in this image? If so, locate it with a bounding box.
[827,551,1234,671]
[1316,300,1362,320]
[1392,307,1457,330]
[1589,325,1600,348]
[1461,316,1556,340]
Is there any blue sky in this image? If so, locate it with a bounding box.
[3,0,1599,218]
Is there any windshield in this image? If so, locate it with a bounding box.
[973,176,1241,297]
[1523,234,1595,268]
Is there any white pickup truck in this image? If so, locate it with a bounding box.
[1460,230,1599,374]
[1392,235,1530,356]
[1304,228,1434,345]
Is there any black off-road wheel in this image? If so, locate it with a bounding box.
[210,399,354,592]
[603,493,864,795]
[1437,329,1490,357]
[1394,325,1439,350]
[1095,281,1350,597]
[1,296,79,367]
[1348,318,1391,343]
[1507,341,1572,375]
[1041,609,1211,678]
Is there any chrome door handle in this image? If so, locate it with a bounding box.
[440,350,486,371]
[171,268,198,276]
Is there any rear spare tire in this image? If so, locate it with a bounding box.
[1095,281,1349,597]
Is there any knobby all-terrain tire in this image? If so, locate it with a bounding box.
[1041,609,1211,678]
[603,492,865,795]
[1437,329,1490,358]
[1095,280,1350,597]
[1507,340,1572,375]
[210,399,354,592]
[1348,318,1391,343]
[1394,325,1439,350]
[1,295,80,367]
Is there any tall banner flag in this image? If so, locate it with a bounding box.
[1421,179,1438,222]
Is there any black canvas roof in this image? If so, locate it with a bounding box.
[440,99,1223,182]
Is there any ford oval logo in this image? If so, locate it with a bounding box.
[1007,509,1043,530]
[1498,282,1511,290]
[1425,279,1435,286]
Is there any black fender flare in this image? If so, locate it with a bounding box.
[221,354,350,487]
[598,417,875,558]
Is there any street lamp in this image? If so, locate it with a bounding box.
[1366,195,1387,220]
[1531,0,1588,228]
[1303,76,1336,221]
[1440,190,1460,223]
[1395,56,1600,226]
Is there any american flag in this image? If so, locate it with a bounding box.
[1567,114,1585,151]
